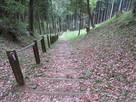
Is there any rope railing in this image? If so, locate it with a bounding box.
[37,38,43,43]
[16,43,35,52]
[6,34,59,85]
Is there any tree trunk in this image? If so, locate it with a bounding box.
[20,14,25,22]
[43,22,46,34]
[54,21,57,33]
[87,0,95,28]
[66,15,69,30]
[29,0,34,36]
[75,15,77,30]
[38,19,42,35]
[78,16,81,36]
[81,12,84,29]
[59,17,61,32]
[130,0,134,10]
[87,0,90,26]
[98,1,102,23]
[38,10,42,35]
[101,9,104,22]
[104,0,108,21]
[110,1,114,18]
[51,0,55,33]
[125,0,129,11]
[95,4,99,24]
[126,0,132,11]
[118,0,123,11]
[49,24,52,34]
[78,10,82,36]
[121,0,125,12]
[0,0,4,18]
[133,1,136,15]
[106,1,111,19]
[46,21,49,33]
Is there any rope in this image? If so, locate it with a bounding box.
[10,52,16,61]
[37,38,42,43]
[16,43,35,52]
[16,38,42,52]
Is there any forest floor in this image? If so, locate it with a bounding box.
[0,35,100,102]
[0,11,136,102]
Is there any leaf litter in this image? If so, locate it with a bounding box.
[0,22,136,101]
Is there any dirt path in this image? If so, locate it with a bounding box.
[10,35,96,102]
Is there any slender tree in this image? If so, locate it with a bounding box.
[51,0,56,34]
[110,0,115,18]
[87,0,95,28]
[38,9,42,35]
[78,8,82,36]
[133,0,136,15]
[0,0,5,18]
[29,0,34,36]
[118,0,123,11]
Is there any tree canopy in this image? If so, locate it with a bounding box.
[0,0,135,39]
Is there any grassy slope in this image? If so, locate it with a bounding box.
[66,11,136,101]
[64,29,87,40]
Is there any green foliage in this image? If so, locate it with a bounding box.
[14,22,29,35]
[0,17,28,37]
[89,0,98,9]
[0,0,29,37]
[64,29,87,40]
[94,78,102,83]
[34,0,50,20]
[119,90,128,96]
[66,0,87,15]
[52,0,70,17]
[95,88,103,93]
[3,0,28,14]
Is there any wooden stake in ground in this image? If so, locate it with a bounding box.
[41,36,47,53]
[33,40,40,64]
[6,51,24,85]
[47,35,50,48]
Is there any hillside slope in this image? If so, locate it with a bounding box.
[69,11,136,101]
[0,34,42,100]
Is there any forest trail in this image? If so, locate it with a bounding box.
[13,35,97,102]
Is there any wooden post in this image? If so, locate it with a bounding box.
[52,36,54,44]
[53,36,55,43]
[47,35,50,48]
[57,34,59,40]
[51,35,53,44]
[55,35,57,42]
[6,51,24,85]
[41,36,46,53]
[86,26,90,34]
[50,35,52,45]
[33,40,40,64]
[54,35,56,43]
